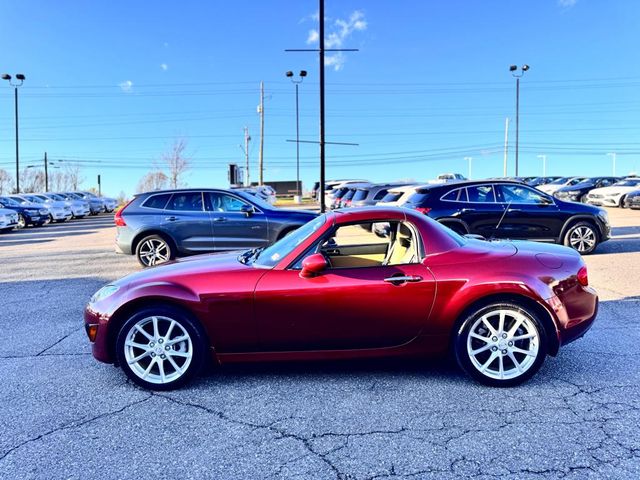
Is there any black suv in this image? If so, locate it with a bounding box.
[403,180,610,254]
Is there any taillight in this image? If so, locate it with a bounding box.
[577,266,589,286]
[114,200,133,227]
[414,207,431,214]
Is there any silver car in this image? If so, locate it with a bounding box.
[0,207,19,232]
[77,191,118,213]
[13,194,72,223]
[45,193,90,218]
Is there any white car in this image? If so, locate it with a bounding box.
[0,207,19,232]
[586,178,640,208]
[537,177,587,195]
[324,179,368,208]
[14,194,72,223]
[376,184,428,207]
[43,193,90,218]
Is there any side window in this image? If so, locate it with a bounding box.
[442,188,467,202]
[466,185,496,203]
[373,189,388,201]
[142,193,172,210]
[498,185,548,204]
[166,192,204,211]
[208,193,250,212]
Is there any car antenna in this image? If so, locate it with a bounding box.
[491,200,512,240]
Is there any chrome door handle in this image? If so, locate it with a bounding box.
[508,208,523,212]
[384,275,422,283]
[461,208,475,213]
[165,216,178,221]
[213,217,227,222]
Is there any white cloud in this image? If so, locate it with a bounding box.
[305,10,367,71]
[118,80,133,92]
[160,63,168,71]
[558,0,578,7]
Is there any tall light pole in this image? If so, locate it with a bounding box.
[509,65,529,177]
[537,154,547,176]
[464,156,473,179]
[607,152,617,176]
[2,73,26,193]
[286,70,307,197]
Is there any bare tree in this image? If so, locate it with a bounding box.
[136,170,168,193]
[163,138,191,189]
[20,168,46,193]
[64,164,84,190]
[116,190,128,205]
[0,169,13,195]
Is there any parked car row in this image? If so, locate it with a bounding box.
[326,177,615,255]
[0,190,117,233]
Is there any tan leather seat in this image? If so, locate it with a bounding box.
[384,223,417,265]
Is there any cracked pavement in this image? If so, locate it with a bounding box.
[1,211,639,479]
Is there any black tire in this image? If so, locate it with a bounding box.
[454,302,548,387]
[579,194,589,204]
[135,234,174,267]
[115,305,208,391]
[16,214,26,229]
[563,221,599,255]
[619,196,628,209]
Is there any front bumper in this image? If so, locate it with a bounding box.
[84,306,113,363]
[586,195,621,207]
[72,207,90,217]
[624,196,640,209]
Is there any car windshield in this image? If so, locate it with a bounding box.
[24,195,41,203]
[567,178,586,186]
[252,215,326,269]
[49,194,65,201]
[613,179,640,187]
[0,197,20,206]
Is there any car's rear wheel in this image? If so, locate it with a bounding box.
[619,195,628,208]
[115,306,207,390]
[136,234,174,267]
[564,221,598,254]
[455,302,547,387]
[16,214,26,229]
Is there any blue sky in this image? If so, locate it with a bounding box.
[1,0,639,196]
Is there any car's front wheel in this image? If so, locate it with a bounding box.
[16,214,26,229]
[564,221,599,254]
[135,234,174,267]
[455,302,547,387]
[115,306,208,390]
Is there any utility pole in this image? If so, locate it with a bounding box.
[258,81,265,186]
[243,127,251,187]
[607,152,617,176]
[44,152,48,191]
[464,156,473,179]
[319,0,326,211]
[97,174,102,196]
[503,117,509,177]
[509,65,529,177]
[537,154,547,176]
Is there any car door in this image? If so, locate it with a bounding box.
[254,221,436,352]
[204,191,269,250]
[458,184,506,237]
[495,184,562,241]
[162,191,215,253]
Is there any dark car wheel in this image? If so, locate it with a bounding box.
[135,234,174,267]
[116,306,208,390]
[563,221,598,255]
[619,195,628,208]
[16,214,26,229]
[579,194,589,203]
[455,302,547,387]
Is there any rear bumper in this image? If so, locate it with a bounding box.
[548,284,598,347]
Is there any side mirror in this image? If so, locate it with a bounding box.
[240,204,255,217]
[300,253,328,278]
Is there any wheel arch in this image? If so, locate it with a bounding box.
[450,292,560,357]
[559,215,600,242]
[107,296,211,366]
[131,229,177,256]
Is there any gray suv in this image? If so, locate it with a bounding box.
[115,188,317,267]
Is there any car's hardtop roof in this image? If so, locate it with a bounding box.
[415,179,525,192]
[356,181,415,190]
[134,187,252,197]
[330,206,411,222]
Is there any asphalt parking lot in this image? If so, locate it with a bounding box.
[1,210,639,480]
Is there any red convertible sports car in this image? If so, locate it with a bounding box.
[85,207,597,390]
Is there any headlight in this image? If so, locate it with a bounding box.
[90,285,119,303]
[39,208,48,215]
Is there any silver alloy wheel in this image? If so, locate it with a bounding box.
[569,226,596,253]
[124,315,193,385]
[466,309,539,381]
[139,238,170,266]
[17,214,26,229]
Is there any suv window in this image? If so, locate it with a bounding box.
[352,189,369,201]
[497,185,549,205]
[166,192,204,211]
[373,189,389,200]
[467,185,496,203]
[380,191,402,203]
[142,193,172,210]
[207,192,251,212]
[441,188,467,202]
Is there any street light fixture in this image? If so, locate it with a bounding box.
[286,70,307,197]
[2,72,26,193]
[509,64,529,177]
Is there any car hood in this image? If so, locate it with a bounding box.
[590,185,638,195]
[114,251,261,289]
[556,182,594,192]
[0,208,16,215]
